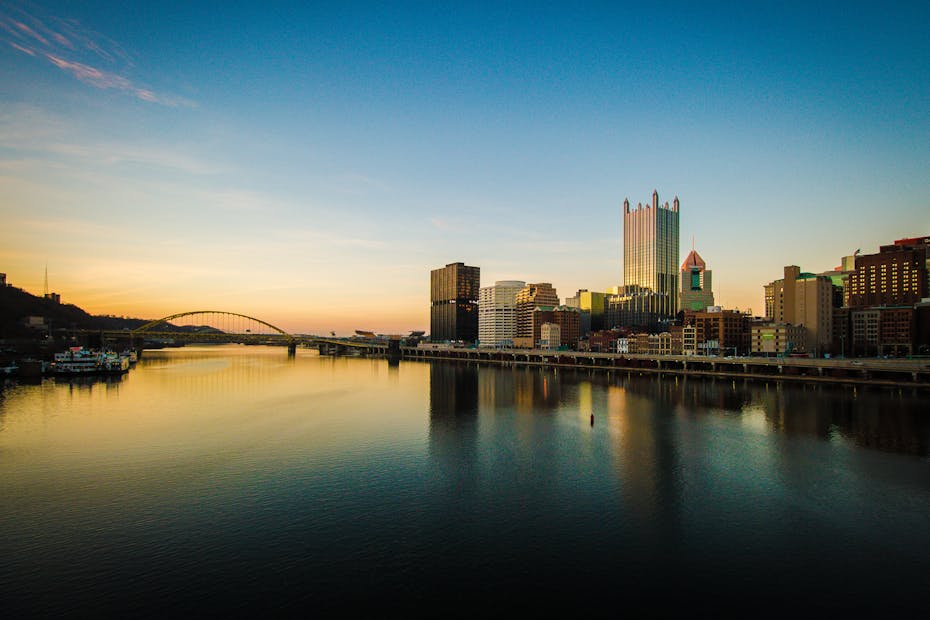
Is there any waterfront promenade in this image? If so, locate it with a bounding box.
[403,347,930,389]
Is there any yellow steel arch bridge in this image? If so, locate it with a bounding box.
[133,310,294,341]
[95,310,387,354]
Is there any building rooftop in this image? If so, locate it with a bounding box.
[680,249,706,271]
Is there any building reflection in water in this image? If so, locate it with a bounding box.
[612,373,929,457]
[427,360,929,537]
[598,373,684,549]
[428,362,480,498]
[474,366,561,414]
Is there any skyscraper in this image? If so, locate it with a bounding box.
[679,248,714,312]
[478,280,525,347]
[430,262,480,342]
[622,190,680,322]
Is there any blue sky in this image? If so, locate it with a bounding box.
[1,1,928,334]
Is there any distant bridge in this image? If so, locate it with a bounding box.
[133,311,293,339]
[95,310,389,355]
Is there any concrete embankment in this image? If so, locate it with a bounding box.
[402,348,930,390]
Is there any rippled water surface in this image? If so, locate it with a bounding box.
[1,346,928,613]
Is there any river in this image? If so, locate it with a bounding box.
[1,345,928,614]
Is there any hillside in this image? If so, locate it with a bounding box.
[0,285,151,338]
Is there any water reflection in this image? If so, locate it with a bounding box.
[430,363,930,458]
[428,362,479,489]
[2,350,928,614]
[611,373,930,457]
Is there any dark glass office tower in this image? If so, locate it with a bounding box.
[430,262,480,342]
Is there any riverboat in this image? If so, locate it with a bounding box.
[53,348,130,375]
[120,350,139,364]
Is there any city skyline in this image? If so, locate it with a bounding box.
[1,2,928,334]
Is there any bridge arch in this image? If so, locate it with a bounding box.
[132,311,294,340]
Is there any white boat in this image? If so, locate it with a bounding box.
[53,347,130,375]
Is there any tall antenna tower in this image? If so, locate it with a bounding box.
[44,262,49,297]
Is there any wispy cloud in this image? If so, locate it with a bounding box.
[8,40,34,55]
[0,104,223,175]
[0,3,194,108]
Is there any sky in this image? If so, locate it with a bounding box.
[1,1,928,335]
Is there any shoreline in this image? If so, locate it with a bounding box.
[400,348,930,391]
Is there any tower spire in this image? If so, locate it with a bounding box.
[44,262,48,297]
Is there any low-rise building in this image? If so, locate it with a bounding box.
[682,325,697,356]
[648,332,673,355]
[530,305,580,349]
[750,323,808,356]
[847,306,916,357]
[628,333,651,354]
[540,323,561,350]
[693,307,751,355]
[587,329,625,353]
[879,307,914,356]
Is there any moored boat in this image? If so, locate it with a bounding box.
[53,347,130,375]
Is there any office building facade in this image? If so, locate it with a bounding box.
[751,323,807,356]
[693,307,752,356]
[430,262,480,342]
[528,305,580,349]
[764,265,836,355]
[846,237,929,308]
[515,283,559,339]
[680,249,714,312]
[565,289,607,336]
[622,190,680,321]
[478,280,525,347]
[605,286,670,332]
[540,323,561,350]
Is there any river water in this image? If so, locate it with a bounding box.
[1,345,928,614]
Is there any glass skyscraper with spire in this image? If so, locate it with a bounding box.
[618,190,680,326]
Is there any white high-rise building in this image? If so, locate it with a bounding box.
[478,280,525,347]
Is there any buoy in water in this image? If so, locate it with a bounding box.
[590,414,594,426]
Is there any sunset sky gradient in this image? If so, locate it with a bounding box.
[2,1,928,334]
